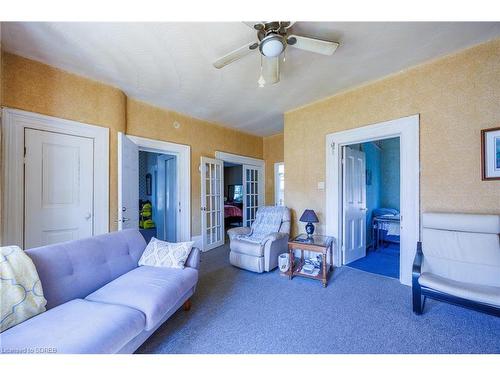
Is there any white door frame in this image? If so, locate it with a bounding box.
[325,114,420,285]
[124,135,191,242]
[274,162,285,206]
[215,151,265,170]
[1,107,109,247]
[215,151,265,232]
[214,151,265,203]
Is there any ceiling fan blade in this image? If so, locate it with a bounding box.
[287,34,339,56]
[242,21,265,30]
[261,56,280,85]
[213,42,258,69]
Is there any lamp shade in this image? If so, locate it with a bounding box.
[299,209,319,223]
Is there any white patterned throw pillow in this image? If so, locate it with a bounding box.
[138,238,194,269]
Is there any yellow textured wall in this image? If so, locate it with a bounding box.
[263,133,284,205]
[126,99,263,236]
[285,39,500,235]
[1,52,127,231]
[0,52,265,238]
[0,36,3,242]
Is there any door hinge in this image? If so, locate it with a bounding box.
[24,146,27,164]
[330,142,335,154]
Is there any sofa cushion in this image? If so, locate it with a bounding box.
[423,212,500,234]
[419,273,500,307]
[26,229,147,309]
[0,299,145,354]
[86,266,198,330]
[421,227,500,287]
[230,238,264,257]
[138,238,194,269]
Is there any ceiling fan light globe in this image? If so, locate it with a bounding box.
[260,35,285,57]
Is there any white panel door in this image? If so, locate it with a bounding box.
[342,146,367,264]
[200,157,224,251]
[243,165,264,227]
[24,129,94,248]
[118,133,139,230]
[157,154,177,242]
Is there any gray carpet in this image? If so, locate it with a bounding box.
[136,244,500,354]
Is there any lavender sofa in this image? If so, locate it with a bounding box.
[0,230,200,354]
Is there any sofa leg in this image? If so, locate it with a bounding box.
[183,299,192,311]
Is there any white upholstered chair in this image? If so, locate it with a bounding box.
[413,212,500,316]
[227,206,291,273]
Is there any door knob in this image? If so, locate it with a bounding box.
[84,212,92,220]
[122,217,130,222]
[360,208,367,211]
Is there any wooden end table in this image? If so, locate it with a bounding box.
[285,234,334,287]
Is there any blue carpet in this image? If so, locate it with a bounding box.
[136,244,500,354]
[348,243,400,279]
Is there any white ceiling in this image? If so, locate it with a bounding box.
[2,22,499,136]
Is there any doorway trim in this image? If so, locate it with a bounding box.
[1,107,109,247]
[125,135,191,242]
[274,162,285,206]
[215,150,265,231]
[325,114,420,285]
[215,151,265,168]
[214,151,265,200]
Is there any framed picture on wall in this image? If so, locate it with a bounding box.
[481,127,500,180]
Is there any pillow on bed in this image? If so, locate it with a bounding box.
[373,208,399,217]
[138,237,194,269]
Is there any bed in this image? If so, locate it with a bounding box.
[224,203,243,227]
[224,204,242,218]
[371,208,400,249]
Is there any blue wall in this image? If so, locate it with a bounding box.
[380,138,400,210]
[362,137,400,246]
[364,143,381,245]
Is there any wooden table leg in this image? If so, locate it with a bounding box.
[288,245,293,280]
[329,244,334,271]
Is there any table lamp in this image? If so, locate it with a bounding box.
[299,209,319,238]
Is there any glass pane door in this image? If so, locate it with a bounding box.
[200,157,224,251]
[243,165,264,227]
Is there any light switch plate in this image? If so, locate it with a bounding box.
[317,181,325,190]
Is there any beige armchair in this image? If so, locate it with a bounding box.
[228,206,291,273]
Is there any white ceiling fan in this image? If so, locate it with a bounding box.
[213,21,340,87]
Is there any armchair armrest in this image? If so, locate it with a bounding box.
[185,247,201,270]
[412,241,423,280]
[227,226,251,240]
[261,232,289,244]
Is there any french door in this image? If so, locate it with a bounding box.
[243,165,264,227]
[200,157,224,251]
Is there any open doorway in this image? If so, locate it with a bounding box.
[118,133,191,243]
[138,151,177,243]
[223,162,243,235]
[343,137,401,279]
[325,115,419,285]
[200,152,265,251]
